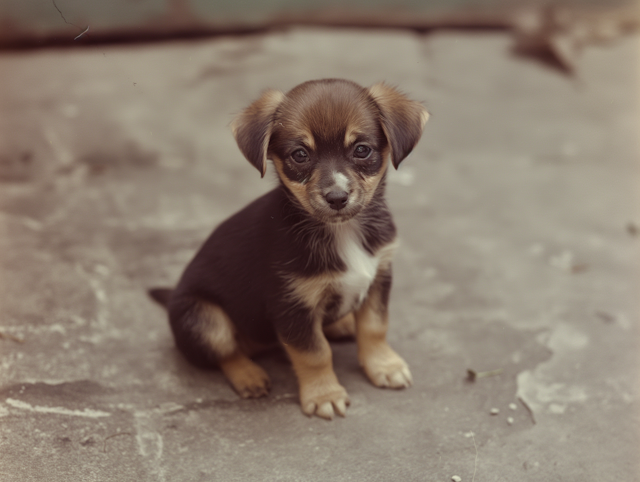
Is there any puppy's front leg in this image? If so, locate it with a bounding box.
[279,317,350,420]
[356,269,413,388]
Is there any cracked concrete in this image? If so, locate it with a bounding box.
[0,29,639,481]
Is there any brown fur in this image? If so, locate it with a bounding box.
[153,79,428,420]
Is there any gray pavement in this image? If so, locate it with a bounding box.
[0,29,639,481]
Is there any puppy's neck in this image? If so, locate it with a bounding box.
[327,218,363,242]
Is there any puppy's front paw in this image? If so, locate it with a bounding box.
[300,379,350,420]
[361,343,413,389]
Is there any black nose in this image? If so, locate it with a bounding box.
[325,190,349,211]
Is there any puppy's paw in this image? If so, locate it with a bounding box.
[220,355,271,399]
[300,380,350,420]
[361,343,413,389]
[233,364,271,399]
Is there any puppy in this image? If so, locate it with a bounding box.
[150,79,428,419]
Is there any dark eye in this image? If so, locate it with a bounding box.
[291,149,309,164]
[353,145,372,159]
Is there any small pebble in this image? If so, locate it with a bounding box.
[490,407,500,415]
[507,417,514,425]
[509,403,517,411]
[451,476,462,482]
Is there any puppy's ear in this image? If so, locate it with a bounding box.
[231,89,285,177]
[368,83,429,169]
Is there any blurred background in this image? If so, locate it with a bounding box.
[2,0,638,56]
[0,1,639,481]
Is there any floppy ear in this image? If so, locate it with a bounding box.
[231,89,285,177]
[368,83,429,169]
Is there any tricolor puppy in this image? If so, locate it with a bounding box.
[150,79,428,419]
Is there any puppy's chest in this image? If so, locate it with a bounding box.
[284,222,395,318]
[332,226,380,316]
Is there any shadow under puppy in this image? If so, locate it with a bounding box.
[150,79,428,419]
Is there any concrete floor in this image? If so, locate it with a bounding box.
[0,29,639,481]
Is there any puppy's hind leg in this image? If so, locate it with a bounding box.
[169,298,271,398]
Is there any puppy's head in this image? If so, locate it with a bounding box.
[232,79,428,223]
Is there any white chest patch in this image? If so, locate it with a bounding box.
[332,222,380,316]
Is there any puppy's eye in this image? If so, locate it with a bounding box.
[353,145,372,159]
[291,149,309,164]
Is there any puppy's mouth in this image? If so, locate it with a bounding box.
[308,191,363,224]
[322,210,359,224]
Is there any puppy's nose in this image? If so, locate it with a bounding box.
[325,190,349,210]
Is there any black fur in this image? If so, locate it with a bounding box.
[156,185,396,360]
[148,288,172,307]
[149,79,427,396]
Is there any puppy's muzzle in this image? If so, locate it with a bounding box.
[325,190,349,211]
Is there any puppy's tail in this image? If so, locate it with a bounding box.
[148,287,173,308]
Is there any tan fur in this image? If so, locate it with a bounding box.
[219,351,271,398]
[372,239,398,273]
[197,303,272,398]
[343,126,360,147]
[343,112,394,207]
[368,83,430,129]
[360,148,391,205]
[198,303,238,358]
[355,274,413,389]
[280,322,349,420]
[274,123,317,152]
[284,272,337,310]
[367,82,429,168]
[231,89,285,177]
[271,154,317,215]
